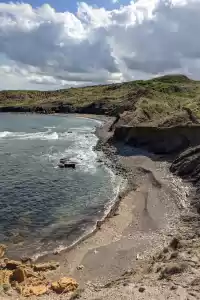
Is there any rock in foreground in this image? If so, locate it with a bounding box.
[51,277,78,294]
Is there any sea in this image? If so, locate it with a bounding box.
[0,113,123,260]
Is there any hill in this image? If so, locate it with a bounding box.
[1,74,200,126]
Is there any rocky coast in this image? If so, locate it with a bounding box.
[2,75,200,299]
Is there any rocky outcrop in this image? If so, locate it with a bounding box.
[170,145,200,213]
[112,125,200,155]
[51,277,78,294]
[0,246,78,297]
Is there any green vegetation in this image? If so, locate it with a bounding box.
[1,74,200,125]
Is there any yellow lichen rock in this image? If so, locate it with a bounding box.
[51,277,78,294]
[0,270,13,285]
[17,284,49,297]
[0,244,7,258]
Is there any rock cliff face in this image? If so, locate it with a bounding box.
[170,145,200,213]
[0,102,126,116]
[112,125,200,155]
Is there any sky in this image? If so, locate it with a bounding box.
[0,0,200,90]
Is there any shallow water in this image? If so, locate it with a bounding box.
[0,113,121,259]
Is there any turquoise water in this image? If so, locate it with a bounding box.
[0,114,119,259]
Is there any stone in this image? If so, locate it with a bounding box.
[169,237,180,250]
[0,244,7,258]
[19,284,49,297]
[170,285,177,290]
[51,277,78,294]
[139,287,145,293]
[4,259,21,270]
[0,270,13,285]
[33,262,59,272]
[64,162,76,169]
[3,283,11,292]
[58,163,65,168]
[170,252,178,259]
[77,265,84,270]
[191,277,200,286]
[11,267,26,283]
[160,262,187,279]
[21,256,32,264]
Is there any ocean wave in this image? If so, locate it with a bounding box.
[0,130,58,140]
[42,129,99,174]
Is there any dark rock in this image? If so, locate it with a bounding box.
[170,252,178,259]
[58,159,76,169]
[138,287,145,293]
[11,267,25,283]
[60,158,67,164]
[64,163,76,169]
[58,163,65,168]
[170,285,177,290]
[113,125,200,156]
[169,237,180,250]
[159,262,187,279]
[4,260,22,270]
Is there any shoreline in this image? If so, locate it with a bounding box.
[31,115,128,261]
[1,112,198,300]
[33,117,191,286]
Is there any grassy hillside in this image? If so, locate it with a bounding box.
[1,74,200,125]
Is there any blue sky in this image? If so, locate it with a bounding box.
[0,0,131,12]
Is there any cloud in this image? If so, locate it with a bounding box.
[0,0,200,89]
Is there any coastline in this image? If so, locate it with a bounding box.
[1,113,199,300]
[30,115,128,261]
[34,117,191,285]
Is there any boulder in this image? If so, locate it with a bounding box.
[58,162,76,169]
[33,262,59,272]
[64,162,76,169]
[11,267,26,283]
[51,277,78,294]
[0,244,7,258]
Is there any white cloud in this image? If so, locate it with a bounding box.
[0,0,200,89]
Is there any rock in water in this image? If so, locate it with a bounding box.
[58,163,65,168]
[51,277,78,294]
